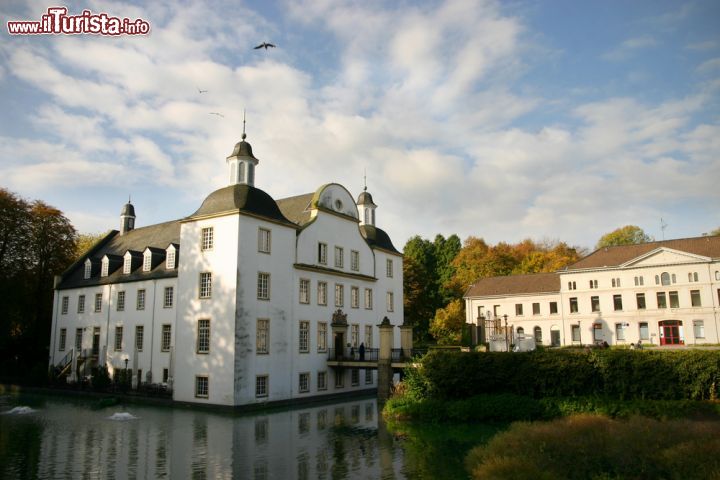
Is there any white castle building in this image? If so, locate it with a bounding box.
[48,133,403,406]
[464,236,720,348]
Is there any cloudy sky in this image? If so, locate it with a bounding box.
[2,0,719,251]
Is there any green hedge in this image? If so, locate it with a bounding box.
[413,349,720,401]
[384,393,720,424]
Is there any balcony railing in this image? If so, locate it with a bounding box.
[327,348,379,362]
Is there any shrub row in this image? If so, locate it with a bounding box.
[410,349,720,401]
[384,393,720,424]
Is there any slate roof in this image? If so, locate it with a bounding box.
[360,225,401,255]
[568,235,720,270]
[464,272,560,298]
[57,220,181,289]
[276,192,314,226]
[190,184,296,227]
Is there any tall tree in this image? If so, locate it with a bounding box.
[429,299,466,345]
[0,189,77,380]
[596,225,652,249]
[403,234,462,342]
[75,232,106,259]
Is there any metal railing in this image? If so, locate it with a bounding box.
[327,348,379,362]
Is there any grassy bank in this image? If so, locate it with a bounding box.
[465,415,720,479]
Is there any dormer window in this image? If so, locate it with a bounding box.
[84,259,92,279]
[101,258,109,277]
[143,252,152,272]
[123,256,132,274]
[166,247,176,270]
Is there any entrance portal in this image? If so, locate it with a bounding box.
[659,320,683,345]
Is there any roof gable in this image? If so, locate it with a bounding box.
[622,247,711,268]
[568,236,720,270]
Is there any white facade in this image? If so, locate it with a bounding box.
[49,137,404,406]
[464,239,720,348]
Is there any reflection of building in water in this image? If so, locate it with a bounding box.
[35,399,402,478]
[48,133,403,406]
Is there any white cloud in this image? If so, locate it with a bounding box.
[602,35,658,61]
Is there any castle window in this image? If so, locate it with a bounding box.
[318,242,327,265]
[197,319,210,354]
[613,294,623,311]
[351,250,359,271]
[299,373,310,393]
[351,286,359,308]
[77,295,85,313]
[114,326,123,351]
[59,328,67,351]
[258,228,271,253]
[365,288,373,309]
[335,284,344,307]
[591,296,600,312]
[636,293,646,310]
[161,325,171,351]
[317,281,327,306]
[164,287,174,308]
[94,293,102,312]
[201,227,214,251]
[101,259,109,277]
[515,303,523,316]
[334,246,344,268]
[318,371,327,391]
[84,260,92,279]
[257,319,269,354]
[669,291,679,308]
[135,325,144,351]
[661,272,670,286]
[117,290,125,312]
[299,321,309,353]
[143,252,152,272]
[386,291,394,312]
[257,272,270,300]
[123,255,132,274]
[61,296,69,315]
[386,259,393,278]
[299,279,310,304]
[195,376,209,398]
[317,322,327,352]
[199,272,212,299]
[256,375,268,398]
[137,289,146,310]
[589,279,597,289]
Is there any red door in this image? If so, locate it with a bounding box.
[659,320,683,345]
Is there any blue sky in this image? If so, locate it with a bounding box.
[1,0,718,251]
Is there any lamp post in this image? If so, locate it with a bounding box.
[476,313,485,346]
[124,358,129,372]
[503,314,509,352]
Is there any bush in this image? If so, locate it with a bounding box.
[91,366,111,391]
[466,415,720,479]
[414,349,720,401]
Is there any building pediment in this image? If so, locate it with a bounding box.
[621,247,710,268]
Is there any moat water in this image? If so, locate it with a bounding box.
[0,393,498,479]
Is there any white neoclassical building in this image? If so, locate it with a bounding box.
[464,237,720,348]
[48,133,403,406]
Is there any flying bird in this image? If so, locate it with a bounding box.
[197,87,208,93]
[209,112,224,118]
[254,42,276,50]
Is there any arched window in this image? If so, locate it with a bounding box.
[534,326,542,344]
[661,272,670,286]
[688,272,692,282]
[655,275,660,285]
[671,273,676,284]
[517,327,524,335]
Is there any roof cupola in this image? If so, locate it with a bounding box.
[226,112,259,187]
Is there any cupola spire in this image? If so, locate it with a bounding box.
[120,197,136,235]
[356,172,377,226]
[226,110,259,186]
